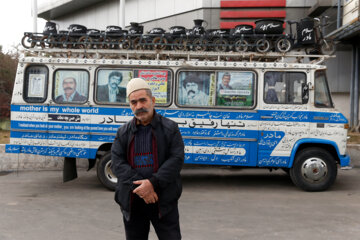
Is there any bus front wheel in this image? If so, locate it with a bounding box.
[289,147,337,191]
[97,152,117,191]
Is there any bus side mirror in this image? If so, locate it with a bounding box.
[302,83,309,104]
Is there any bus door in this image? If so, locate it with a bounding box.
[259,71,309,167]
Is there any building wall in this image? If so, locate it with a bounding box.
[326,44,352,93]
[48,0,218,31]
[45,0,317,32]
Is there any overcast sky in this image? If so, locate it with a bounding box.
[0,0,46,53]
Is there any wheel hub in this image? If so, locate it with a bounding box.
[301,157,328,183]
[104,160,117,184]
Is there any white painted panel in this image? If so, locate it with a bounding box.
[203,0,221,8]
[125,0,139,26]
[155,0,175,18]
[286,0,316,7]
[93,3,107,29]
[344,0,358,15]
[343,6,359,25]
[108,0,120,25]
[137,0,156,23]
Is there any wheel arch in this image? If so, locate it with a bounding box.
[96,143,113,160]
[288,138,340,168]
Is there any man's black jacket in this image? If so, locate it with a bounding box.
[111,111,184,220]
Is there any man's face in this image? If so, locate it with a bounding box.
[129,89,155,125]
[109,75,121,90]
[62,78,76,96]
[222,75,231,87]
[185,82,199,99]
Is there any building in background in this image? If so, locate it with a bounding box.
[36,0,359,126]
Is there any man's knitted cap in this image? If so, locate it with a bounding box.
[126,78,151,97]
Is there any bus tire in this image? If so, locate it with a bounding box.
[96,152,117,191]
[289,147,337,192]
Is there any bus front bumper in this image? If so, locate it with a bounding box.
[339,154,351,168]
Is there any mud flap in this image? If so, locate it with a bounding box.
[87,158,96,171]
[63,157,78,182]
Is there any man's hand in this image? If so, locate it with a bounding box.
[142,191,158,204]
[133,179,158,204]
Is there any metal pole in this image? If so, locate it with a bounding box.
[354,44,359,128]
[337,0,341,29]
[119,0,126,29]
[32,0,38,32]
[350,44,356,128]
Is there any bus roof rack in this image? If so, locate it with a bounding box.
[22,48,334,65]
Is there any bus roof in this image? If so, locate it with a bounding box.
[20,48,330,70]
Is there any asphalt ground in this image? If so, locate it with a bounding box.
[0,167,360,240]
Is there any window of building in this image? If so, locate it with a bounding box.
[23,65,48,103]
[53,70,89,104]
[264,71,307,104]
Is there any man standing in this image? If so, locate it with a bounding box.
[182,75,209,106]
[111,78,184,240]
[97,71,127,103]
[55,77,87,103]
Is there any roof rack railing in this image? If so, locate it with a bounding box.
[21,48,334,64]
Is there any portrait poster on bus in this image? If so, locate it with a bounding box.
[97,69,133,86]
[96,69,133,103]
[216,71,255,107]
[137,69,168,104]
[28,74,46,98]
[53,70,89,103]
[178,71,215,106]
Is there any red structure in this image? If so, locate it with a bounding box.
[220,0,286,29]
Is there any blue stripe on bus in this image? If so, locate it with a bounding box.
[10,131,116,142]
[5,139,289,167]
[7,144,266,166]
[11,105,134,116]
[10,119,260,137]
[11,121,121,133]
[11,105,348,123]
[6,144,98,158]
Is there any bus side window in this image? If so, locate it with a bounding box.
[314,70,333,108]
[53,70,89,104]
[96,69,132,104]
[23,65,49,103]
[134,69,172,106]
[177,71,215,107]
[264,71,306,104]
[215,71,255,107]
